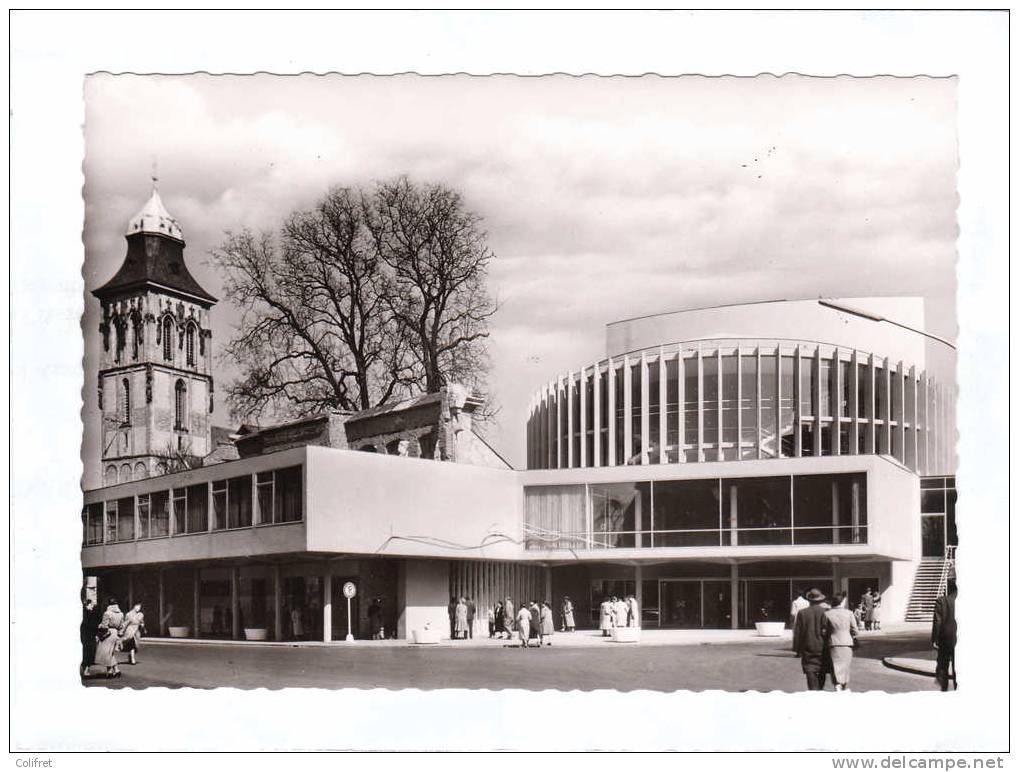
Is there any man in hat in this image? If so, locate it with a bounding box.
[793,588,830,691]
[932,576,958,691]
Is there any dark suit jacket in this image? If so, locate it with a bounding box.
[793,603,828,657]
[932,593,957,648]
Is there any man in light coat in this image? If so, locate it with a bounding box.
[612,595,628,628]
[822,592,859,691]
[626,594,640,628]
[503,597,515,640]
[599,597,613,637]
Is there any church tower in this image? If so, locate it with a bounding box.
[92,182,217,485]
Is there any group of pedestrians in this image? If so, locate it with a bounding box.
[598,594,640,635]
[80,596,146,679]
[791,588,859,691]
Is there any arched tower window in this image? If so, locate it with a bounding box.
[185,324,196,366]
[131,313,143,360]
[105,465,118,486]
[174,379,188,431]
[114,318,126,364]
[121,377,131,424]
[162,317,174,362]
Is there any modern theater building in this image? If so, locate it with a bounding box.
[82,187,958,641]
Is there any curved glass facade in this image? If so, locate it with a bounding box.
[526,339,954,475]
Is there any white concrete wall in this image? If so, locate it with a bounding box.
[606,297,927,370]
[305,445,523,560]
[397,559,450,639]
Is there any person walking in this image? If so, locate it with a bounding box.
[503,597,515,640]
[561,596,575,632]
[454,597,469,640]
[493,601,504,638]
[528,601,541,646]
[789,588,809,629]
[612,595,628,628]
[932,576,958,691]
[448,596,458,640]
[516,604,532,648]
[95,597,125,679]
[540,601,555,646]
[466,597,477,640]
[119,602,146,666]
[80,597,101,678]
[487,605,496,638]
[861,588,875,631]
[792,588,830,691]
[870,591,882,631]
[626,594,640,628]
[822,592,859,691]
[599,596,613,637]
[368,597,384,640]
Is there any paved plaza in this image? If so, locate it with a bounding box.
[85,626,941,692]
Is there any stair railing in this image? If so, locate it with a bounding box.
[936,545,957,598]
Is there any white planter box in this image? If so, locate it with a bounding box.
[168,626,191,638]
[611,627,641,643]
[412,628,441,644]
[244,628,268,641]
[755,622,786,637]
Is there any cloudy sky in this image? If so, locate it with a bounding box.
[82,74,958,486]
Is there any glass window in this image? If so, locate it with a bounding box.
[150,490,169,537]
[229,475,253,528]
[740,354,757,458]
[86,502,104,545]
[613,365,625,464]
[571,377,581,467]
[839,360,852,418]
[892,367,903,424]
[211,481,227,530]
[921,489,946,514]
[172,488,186,535]
[728,476,791,545]
[780,356,795,457]
[875,366,886,420]
[585,374,595,467]
[665,357,679,461]
[599,368,610,466]
[104,500,118,543]
[137,494,150,539]
[274,466,303,523]
[652,479,720,546]
[629,362,642,463]
[759,354,777,458]
[174,379,187,431]
[792,475,834,544]
[648,361,661,463]
[721,355,738,451]
[590,482,648,549]
[857,363,870,419]
[683,356,699,461]
[819,359,833,417]
[524,485,586,550]
[800,355,815,416]
[703,354,719,444]
[256,471,274,524]
[186,483,208,533]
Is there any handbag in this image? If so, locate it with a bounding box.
[96,627,110,641]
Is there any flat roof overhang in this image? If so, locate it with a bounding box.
[519,544,902,568]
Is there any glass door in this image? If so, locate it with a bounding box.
[701,581,732,628]
[660,580,702,628]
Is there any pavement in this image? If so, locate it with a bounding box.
[84,624,942,692]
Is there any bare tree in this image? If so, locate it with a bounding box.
[367,177,498,394]
[154,439,202,474]
[212,179,497,424]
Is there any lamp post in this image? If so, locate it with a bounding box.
[817,299,956,350]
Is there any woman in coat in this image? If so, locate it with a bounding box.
[561,596,575,632]
[493,601,504,638]
[454,597,469,640]
[80,598,100,678]
[540,601,555,645]
[94,597,125,679]
[119,602,146,666]
[822,592,859,691]
[599,597,613,637]
[528,602,541,645]
[515,604,531,648]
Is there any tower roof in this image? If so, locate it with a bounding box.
[126,186,183,241]
[92,184,217,306]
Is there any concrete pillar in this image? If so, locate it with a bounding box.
[607,359,616,466]
[192,567,200,639]
[273,565,283,642]
[593,363,601,467]
[730,564,739,630]
[640,352,649,464]
[579,368,587,468]
[323,570,333,642]
[635,564,643,628]
[623,354,633,464]
[544,567,552,605]
[230,566,240,640]
[566,371,574,468]
[157,568,165,636]
[832,559,842,598]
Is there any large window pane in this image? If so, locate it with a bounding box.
[729,476,791,545]
[571,377,581,467]
[653,479,720,546]
[172,488,186,535]
[274,466,303,523]
[629,362,642,463]
[759,355,777,458]
[212,481,227,530]
[683,356,699,461]
[740,354,757,458]
[585,374,595,467]
[137,494,150,539]
[839,360,852,418]
[87,502,104,545]
[256,472,274,524]
[590,482,648,548]
[780,356,795,457]
[648,360,661,463]
[721,355,738,457]
[665,357,679,462]
[116,496,135,541]
[186,483,208,533]
[105,501,118,543]
[524,485,586,550]
[857,363,870,419]
[229,475,253,527]
[703,354,718,443]
[792,475,834,544]
[613,365,625,464]
[921,489,946,514]
[150,490,169,537]
[800,356,815,416]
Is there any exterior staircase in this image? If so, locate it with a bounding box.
[905,546,956,622]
